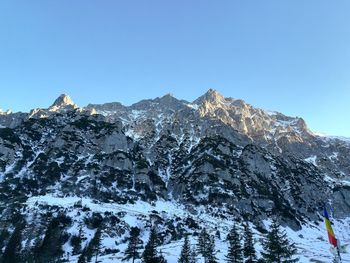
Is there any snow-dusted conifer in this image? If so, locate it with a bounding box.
[71,225,84,255]
[124,226,143,263]
[190,245,197,263]
[142,227,160,263]
[206,236,218,263]
[178,235,191,263]
[243,223,257,263]
[226,224,243,263]
[1,223,24,263]
[196,228,217,263]
[197,228,209,257]
[261,219,298,263]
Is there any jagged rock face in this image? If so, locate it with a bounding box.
[0,91,350,262]
[0,112,27,128]
[86,90,350,178]
[0,91,349,205]
[168,137,331,228]
[0,109,347,220]
[4,90,350,175]
[49,94,77,110]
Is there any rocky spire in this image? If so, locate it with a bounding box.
[51,94,75,107]
[49,94,78,111]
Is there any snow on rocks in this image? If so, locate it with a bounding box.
[25,195,350,263]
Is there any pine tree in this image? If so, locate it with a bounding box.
[77,227,102,263]
[158,250,168,263]
[71,238,82,256]
[190,246,197,263]
[27,236,42,263]
[243,223,257,263]
[0,229,10,258]
[226,224,243,263]
[85,228,102,263]
[124,226,143,263]
[206,236,218,263]
[196,229,217,263]
[261,219,298,263]
[197,229,209,257]
[33,215,71,263]
[77,250,87,263]
[1,223,24,263]
[178,235,191,263]
[142,227,160,263]
[71,226,83,255]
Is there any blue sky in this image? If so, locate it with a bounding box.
[0,1,350,136]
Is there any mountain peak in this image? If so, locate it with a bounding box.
[46,94,79,113]
[162,93,174,98]
[194,89,225,105]
[51,94,75,107]
[49,94,78,111]
[158,93,178,103]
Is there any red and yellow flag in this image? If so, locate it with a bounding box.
[324,207,337,247]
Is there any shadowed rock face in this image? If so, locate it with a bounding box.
[0,91,349,233]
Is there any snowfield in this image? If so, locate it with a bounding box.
[26,195,350,263]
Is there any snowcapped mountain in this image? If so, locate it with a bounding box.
[0,90,349,262]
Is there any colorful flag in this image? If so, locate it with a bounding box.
[324,207,337,247]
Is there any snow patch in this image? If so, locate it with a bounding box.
[130,110,145,119]
[304,155,317,166]
[125,129,142,140]
[186,104,199,110]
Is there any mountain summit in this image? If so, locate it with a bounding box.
[194,88,226,105]
[49,94,78,111]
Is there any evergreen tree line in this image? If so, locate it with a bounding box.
[123,219,298,263]
[0,216,298,263]
[223,220,298,263]
[124,226,167,263]
[0,213,103,263]
[0,214,72,263]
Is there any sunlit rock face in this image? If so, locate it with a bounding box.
[49,94,78,111]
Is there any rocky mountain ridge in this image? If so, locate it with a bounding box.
[0,90,349,262]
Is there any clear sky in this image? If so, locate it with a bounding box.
[0,1,349,137]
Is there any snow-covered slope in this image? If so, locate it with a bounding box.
[25,194,350,263]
